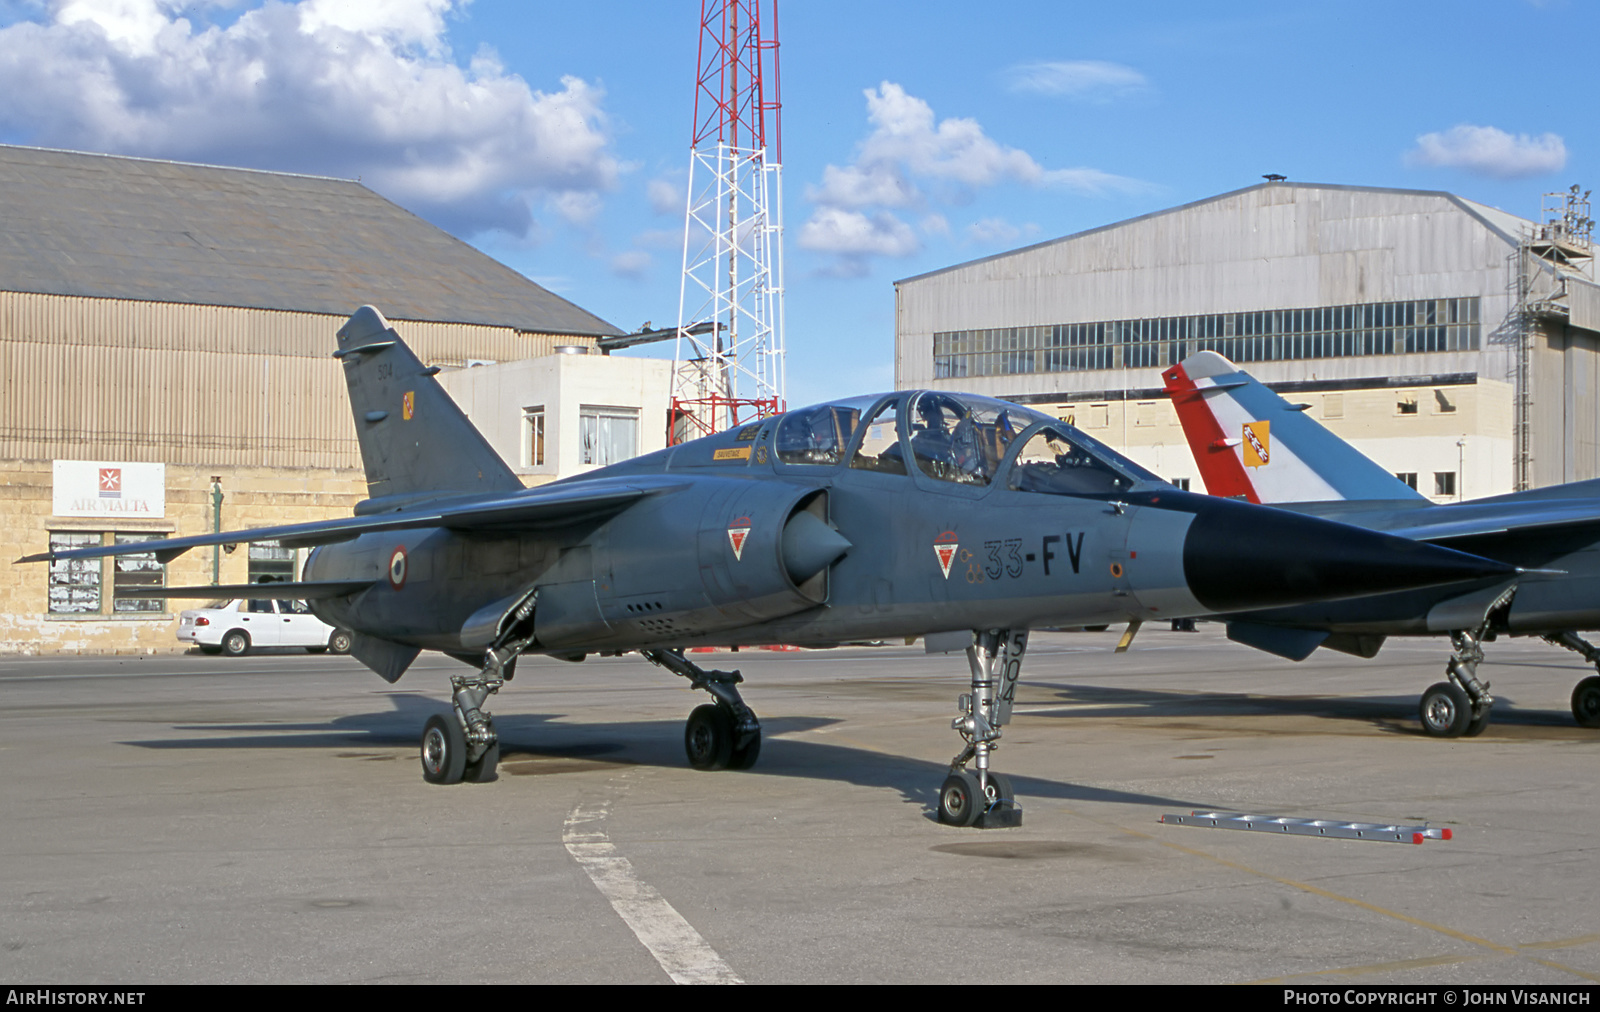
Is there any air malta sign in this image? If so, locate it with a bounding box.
[52,461,166,518]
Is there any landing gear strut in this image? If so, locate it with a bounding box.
[940,629,1027,828]
[642,649,762,770]
[421,591,537,785]
[1543,632,1600,728]
[1419,630,1494,738]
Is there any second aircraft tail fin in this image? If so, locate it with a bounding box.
[1161,351,1425,504]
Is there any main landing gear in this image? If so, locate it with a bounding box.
[939,629,1027,828]
[1419,629,1495,738]
[1543,632,1600,729]
[420,593,537,785]
[642,649,762,771]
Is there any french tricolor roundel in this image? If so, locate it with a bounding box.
[933,530,959,579]
[388,545,408,589]
[728,516,752,561]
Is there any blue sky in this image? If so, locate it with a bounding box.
[0,0,1589,407]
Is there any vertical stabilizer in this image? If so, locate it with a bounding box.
[1162,351,1425,504]
[336,306,523,499]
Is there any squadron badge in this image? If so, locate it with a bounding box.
[728,516,752,561]
[1243,420,1269,468]
[934,530,959,579]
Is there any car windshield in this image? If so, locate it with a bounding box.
[1007,423,1162,496]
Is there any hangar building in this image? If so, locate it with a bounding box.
[0,145,645,653]
[895,181,1599,500]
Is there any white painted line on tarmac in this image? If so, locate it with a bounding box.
[563,798,742,985]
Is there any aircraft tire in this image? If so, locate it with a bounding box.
[685,703,733,770]
[1464,709,1492,737]
[1572,676,1600,729]
[421,714,467,785]
[1418,682,1471,738]
[727,726,761,770]
[983,771,1015,807]
[937,771,983,827]
[464,741,500,784]
[221,630,251,657]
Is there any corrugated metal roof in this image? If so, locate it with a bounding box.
[0,144,621,336]
[895,181,1533,287]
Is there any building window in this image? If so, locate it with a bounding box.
[1171,477,1191,491]
[48,532,100,614]
[1433,390,1457,413]
[524,406,546,467]
[1397,472,1419,490]
[1435,472,1457,497]
[112,533,164,613]
[47,531,167,614]
[580,406,639,467]
[931,296,1481,378]
[248,542,295,585]
[1397,396,1418,415]
[1323,393,1344,419]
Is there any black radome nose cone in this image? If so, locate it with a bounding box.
[1183,499,1516,613]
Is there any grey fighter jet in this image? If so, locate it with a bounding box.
[21,308,1520,827]
[1164,350,1600,738]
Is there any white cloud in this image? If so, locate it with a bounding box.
[609,249,650,280]
[966,217,1021,244]
[647,177,683,215]
[0,0,620,239]
[1405,124,1567,179]
[798,81,1148,273]
[1003,60,1149,101]
[797,207,919,258]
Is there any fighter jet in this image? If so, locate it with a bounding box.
[20,308,1519,827]
[1163,350,1600,737]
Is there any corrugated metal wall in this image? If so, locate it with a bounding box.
[0,292,597,469]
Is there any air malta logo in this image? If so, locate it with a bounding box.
[402,391,416,421]
[98,468,121,498]
[933,530,959,579]
[728,516,752,561]
[1242,420,1270,468]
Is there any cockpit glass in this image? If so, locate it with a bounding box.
[849,399,906,475]
[907,392,1043,486]
[1007,424,1154,496]
[775,396,876,466]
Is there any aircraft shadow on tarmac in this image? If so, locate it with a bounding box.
[122,690,1209,817]
[1019,680,1593,738]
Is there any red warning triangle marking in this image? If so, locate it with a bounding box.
[935,543,957,579]
[728,527,750,561]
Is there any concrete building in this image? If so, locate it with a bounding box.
[0,145,651,654]
[895,181,1599,499]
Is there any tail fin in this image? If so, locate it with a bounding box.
[336,306,523,500]
[1161,351,1425,504]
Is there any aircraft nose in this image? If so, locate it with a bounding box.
[1181,498,1516,613]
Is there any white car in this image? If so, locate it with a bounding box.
[178,598,353,657]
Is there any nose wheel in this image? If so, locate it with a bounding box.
[938,630,1026,828]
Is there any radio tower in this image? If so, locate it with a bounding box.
[670,0,785,442]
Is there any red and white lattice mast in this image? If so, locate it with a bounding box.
[671,0,785,442]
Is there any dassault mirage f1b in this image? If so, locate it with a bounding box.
[22,308,1522,826]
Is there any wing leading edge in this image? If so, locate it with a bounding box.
[15,480,667,566]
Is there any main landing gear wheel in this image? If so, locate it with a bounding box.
[641,650,764,773]
[421,714,467,784]
[221,630,251,657]
[1419,681,1472,738]
[1572,676,1600,729]
[938,770,982,827]
[685,703,734,770]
